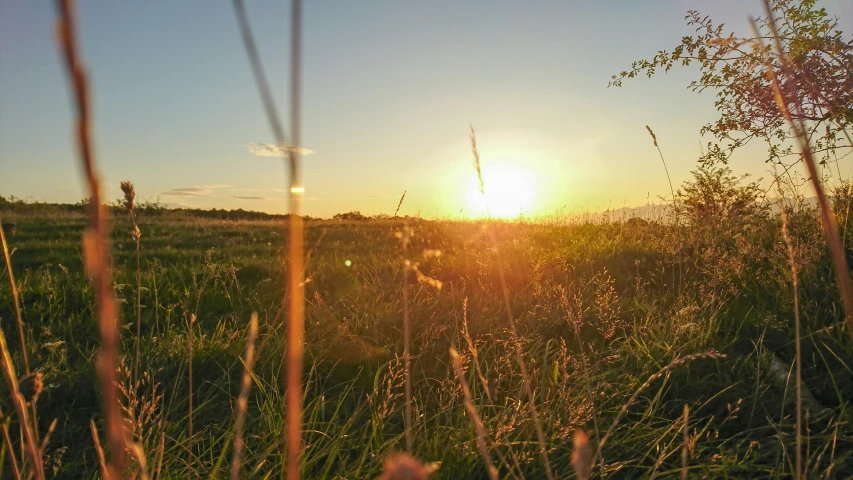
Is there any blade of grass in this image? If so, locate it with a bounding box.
[231,313,259,480]
[0,218,28,375]
[0,408,21,480]
[0,327,42,478]
[90,419,108,480]
[0,219,38,443]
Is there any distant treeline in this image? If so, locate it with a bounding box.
[0,195,397,222]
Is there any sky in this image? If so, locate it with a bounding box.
[2,0,852,219]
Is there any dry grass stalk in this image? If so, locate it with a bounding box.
[592,351,725,470]
[571,430,592,480]
[0,218,28,375]
[38,418,57,454]
[286,3,306,477]
[645,126,676,210]
[752,1,853,342]
[681,404,689,480]
[153,432,165,480]
[120,181,143,388]
[395,190,407,218]
[127,442,150,480]
[55,1,126,476]
[646,125,682,291]
[231,1,306,476]
[0,326,43,478]
[449,347,499,480]
[0,219,39,440]
[470,125,555,480]
[90,419,108,480]
[0,406,22,479]
[231,312,259,480]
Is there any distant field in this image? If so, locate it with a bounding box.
[1,205,852,478]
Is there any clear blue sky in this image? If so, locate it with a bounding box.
[2,1,851,218]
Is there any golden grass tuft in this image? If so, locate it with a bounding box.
[571,430,592,480]
[378,453,431,480]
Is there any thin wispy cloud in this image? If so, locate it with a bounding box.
[245,142,315,157]
[160,184,232,197]
[230,195,271,200]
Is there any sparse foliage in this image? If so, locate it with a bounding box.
[611,0,853,166]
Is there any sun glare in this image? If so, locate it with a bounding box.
[468,164,536,218]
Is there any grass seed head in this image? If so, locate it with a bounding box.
[120,181,136,212]
[572,429,592,480]
[378,453,431,480]
[19,372,44,404]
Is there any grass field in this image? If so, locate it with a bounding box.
[2,194,852,478]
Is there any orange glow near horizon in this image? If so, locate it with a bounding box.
[467,164,536,218]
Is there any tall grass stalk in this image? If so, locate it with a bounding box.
[231,313,259,480]
[470,125,555,480]
[774,165,803,479]
[449,347,499,480]
[645,126,682,291]
[128,443,150,480]
[0,219,28,375]
[395,190,407,219]
[0,406,22,480]
[90,419,108,479]
[120,181,143,388]
[0,219,38,442]
[286,2,305,477]
[232,1,306,477]
[154,431,165,480]
[0,328,43,478]
[55,1,127,476]
[753,1,853,341]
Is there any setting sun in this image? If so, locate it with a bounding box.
[468,164,536,218]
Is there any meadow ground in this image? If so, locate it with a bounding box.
[1,199,853,478]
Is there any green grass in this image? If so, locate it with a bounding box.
[1,205,852,478]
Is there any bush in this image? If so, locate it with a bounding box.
[675,163,768,231]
